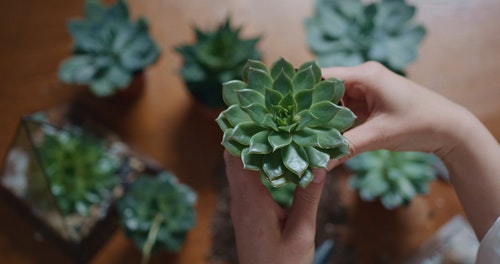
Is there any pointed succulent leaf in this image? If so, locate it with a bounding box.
[295,110,316,131]
[241,148,263,171]
[273,70,294,96]
[313,78,345,104]
[298,61,322,83]
[282,144,309,177]
[265,88,284,113]
[312,128,346,149]
[267,174,288,188]
[221,130,245,156]
[247,67,272,94]
[294,89,313,112]
[220,105,252,127]
[298,169,314,187]
[262,151,285,180]
[305,146,330,168]
[292,128,319,147]
[237,89,265,107]
[242,103,269,124]
[229,122,263,145]
[243,59,268,82]
[270,57,296,80]
[215,115,232,131]
[325,106,357,132]
[293,66,316,93]
[309,101,340,124]
[268,131,292,151]
[223,80,248,106]
[248,131,272,154]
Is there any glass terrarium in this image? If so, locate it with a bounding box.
[0,104,147,262]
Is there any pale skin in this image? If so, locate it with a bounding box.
[225,61,500,264]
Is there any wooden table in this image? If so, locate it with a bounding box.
[1,0,499,263]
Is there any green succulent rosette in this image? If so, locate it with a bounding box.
[58,0,160,97]
[345,150,438,209]
[117,171,197,255]
[176,18,261,108]
[305,0,426,74]
[216,58,356,188]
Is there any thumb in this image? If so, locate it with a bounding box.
[283,169,326,239]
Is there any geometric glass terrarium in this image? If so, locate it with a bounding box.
[0,103,142,262]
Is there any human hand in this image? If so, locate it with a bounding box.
[224,151,326,264]
[322,61,471,168]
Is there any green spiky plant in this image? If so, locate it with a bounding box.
[345,150,438,209]
[176,18,261,108]
[305,0,426,74]
[58,0,160,97]
[117,171,197,264]
[216,58,356,188]
[36,125,120,216]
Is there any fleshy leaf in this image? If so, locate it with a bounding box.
[265,88,283,114]
[325,106,357,132]
[273,70,294,96]
[309,101,340,124]
[270,57,296,80]
[305,146,330,168]
[243,59,268,82]
[247,67,272,94]
[293,66,316,93]
[294,89,313,112]
[229,122,263,145]
[237,89,265,107]
[221,105,252,127]
[292,128,319,147]
[242,104,269,124]
[221,130,246,156]
[282,144,309,177]
[268,131,292,151]
[241,148,263,171]
[313,78,344,104]
[262,151,285,180]
[298,61,322,83]
[248,131,272,154]
[298,169,314,187]
[223,80,248,106]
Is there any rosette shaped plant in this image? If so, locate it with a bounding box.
[117,171,196,262]
[216,58,356,187]
[305,0,426,74]
[345,150,438,209]
[58,0,160,97]
[176,18,261,108]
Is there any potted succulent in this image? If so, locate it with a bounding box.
[175,18,262,118]
[0,105,130,262]
[344,150,438,209]
[58,0,160,99]
[116,171,197,264]
[305,0,426,75]
[216,57,356,187]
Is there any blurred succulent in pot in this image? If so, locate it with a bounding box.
[345,150,438,209]
[305,0,426,74]
[175,18,261,108]
[216,58,356,188]
[117,171,196,264]
[58,0,160,97]
[36,125,120,216]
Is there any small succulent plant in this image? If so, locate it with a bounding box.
[117,171,196,262]
[58,0,160,97]
[216,58,356,188]
[176,18,261,108]
[345,150,438,209]
[36,125,120,216]
[305,0,426,74]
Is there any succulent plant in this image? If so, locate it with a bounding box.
[58,0,160,97]
[117,171,196,262]
[216,58,356,188]
[176,18,261,108]
[305,0,426,74]
[36,125,120,216]
[345,150,438,209]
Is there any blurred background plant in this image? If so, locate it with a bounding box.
[176,18,261,109]
[58,0,160,97]
[305,0,426,75]
[117,171,197,264]
[345,150,438,209]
